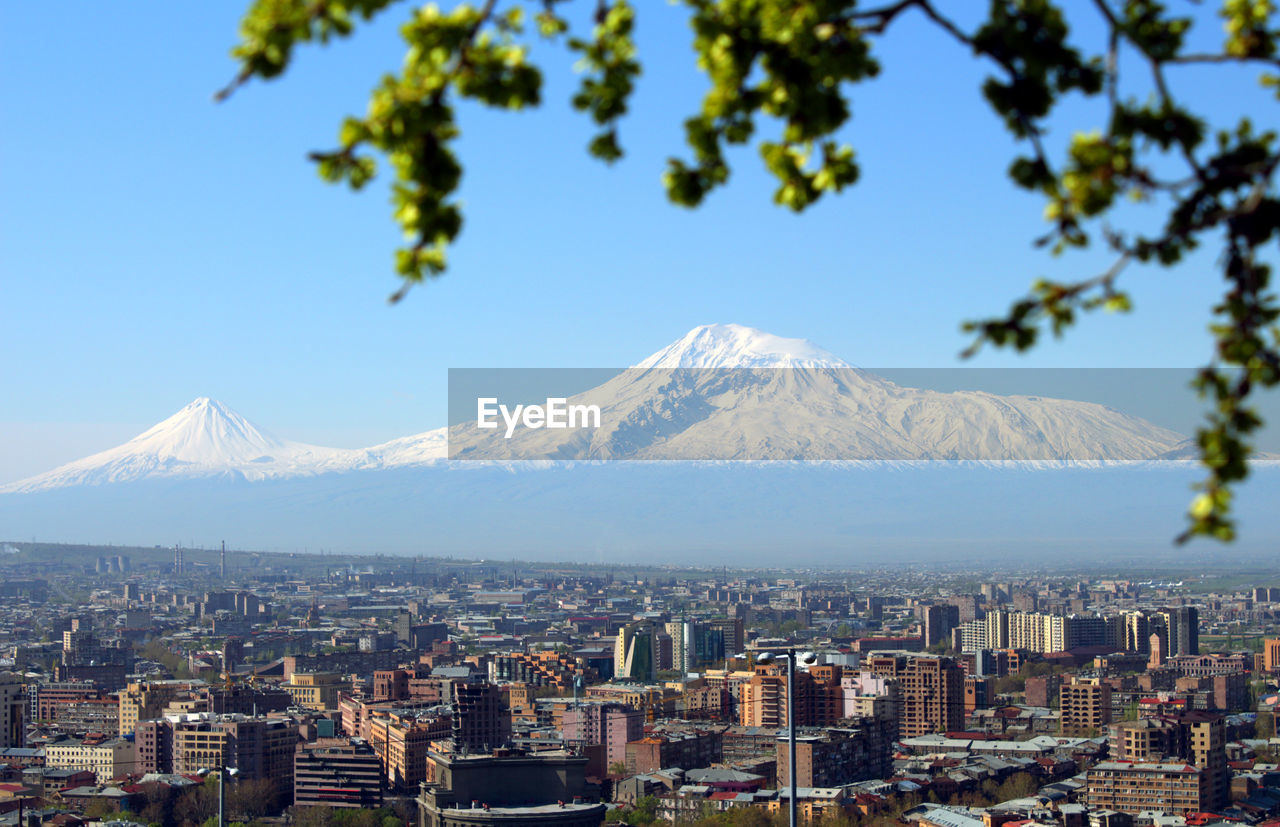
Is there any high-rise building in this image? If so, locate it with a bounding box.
[135,719,174,774]
[295,738,384,809]
[1124,612,1151,653]
[1265,638,1280,673]
[0,673,24,748]
[1059,676,1112,736]
[614,623,659,683]
[665,622,690,674]
[451,681,509,753]
[949,595,979,624]
[865,653,963,738]
[922,604,960,647]
[707,618,745,659]
[560,701,642,775]
[1024,675,1061,709]
[172,715,300,805]
[1184,712,1228,808]
[367,708,453,791]
[739,664,846,729]
[222,637,245,674]
[963,675,994,714]
[959,610,1123,654]
[662,621,727,674]
[1158,607,1199,657]
[62,629,100,665]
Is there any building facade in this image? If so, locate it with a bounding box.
[294,737,384,809]
[1086,762,1207,814]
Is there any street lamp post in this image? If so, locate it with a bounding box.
[756,648,817,827]
[198,766,239,827]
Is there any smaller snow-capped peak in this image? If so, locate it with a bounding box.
[633,323,853,369]
[135,397,286,464]
[0,398,356,492]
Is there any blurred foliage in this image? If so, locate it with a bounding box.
[221,0,1280,542]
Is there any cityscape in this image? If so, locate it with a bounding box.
[6,1,1280,827]
[0,544,1278,827]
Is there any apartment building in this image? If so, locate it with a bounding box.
[294,737,383,809]
[625,729,723,775]
[283,672,346,711]
[118,679,206,735]
[171,715,300,804]
[367,708,452,791]
[1264,638,1280,673]
[44,735,135,782]
[451,681,509,753]
[135,719,174,774]
[0,674,25,748]
[1086,761,1208,814]
[738,663,845,728]
[775,723,892,788]
[1060,676,1112,736]
[865,653,964,738]
[560,701,642,773]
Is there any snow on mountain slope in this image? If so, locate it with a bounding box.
[357,428,448,467]
[635,323,852,369]
[447,359,1187,461]
[0,398,362,492]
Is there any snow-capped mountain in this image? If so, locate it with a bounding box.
[2,324,1193,492]
[449,324,1186,461]
[635,323,852,369]
[1,398,354,492]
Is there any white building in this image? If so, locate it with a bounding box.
[44,736,135,782]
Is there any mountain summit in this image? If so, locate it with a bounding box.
[634,324,851,369]
[136,397,285,463]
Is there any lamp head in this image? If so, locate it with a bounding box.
[755,652,776,665]
[801,652,818,665]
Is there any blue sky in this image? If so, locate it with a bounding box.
[1,1,1275,482]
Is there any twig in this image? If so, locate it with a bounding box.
[1166,52,1280,67]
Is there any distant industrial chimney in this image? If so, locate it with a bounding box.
[220,540,226,580]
